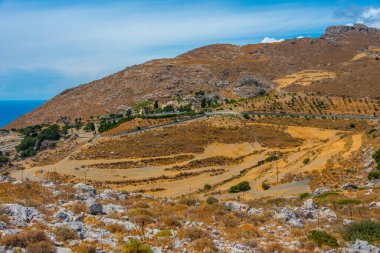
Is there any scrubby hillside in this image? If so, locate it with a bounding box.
[6,24,380,129]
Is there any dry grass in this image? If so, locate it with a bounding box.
[0,229,55,253]
[53,225,78,241]
[0,182,55,213]
[72,117,301,160]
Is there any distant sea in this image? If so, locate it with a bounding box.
[0,100,45,128]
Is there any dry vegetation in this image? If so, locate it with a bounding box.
[234,93,380,117]
[72,117,301,160]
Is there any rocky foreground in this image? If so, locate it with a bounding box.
[0,175,379,253]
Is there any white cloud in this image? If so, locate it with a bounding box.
[357,7,380,28]
[260,37,285,43]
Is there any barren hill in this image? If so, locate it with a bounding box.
[7,24,380,129]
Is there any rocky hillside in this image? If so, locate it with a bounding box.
[0,175,379,252]
[7,24,380,129]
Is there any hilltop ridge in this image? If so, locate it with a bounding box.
[6,24,380,129]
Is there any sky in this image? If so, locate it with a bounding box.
[0,0,379,100]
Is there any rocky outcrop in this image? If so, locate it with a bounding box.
[85,199,103,215]
[323,24,380,45]
[3,204,39,227]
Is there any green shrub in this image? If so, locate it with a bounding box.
[0,155,9,164]
[264,155,279,163]
[119,238,153,253]
[162,105,174,112]
[303,158,310,164]
[261,182,270,190]
[309,230,339,248]
[242,112,250,119]
[20,148,37,158]
[316,192,339,199]
[84,122,95,132]
[343,220,380,243]
[373,149,380,163]
[203,184,212,191]
[368,171,380,180]
[17,136,37,151]
[228,181,251,193]
[299,192,311,200]
[38,124,60,141]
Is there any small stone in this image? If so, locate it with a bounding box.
[343,219,354,225]
[341,183,358,191]
[85,199,103,215]
[368,201,380,209]
[302,199,317,210]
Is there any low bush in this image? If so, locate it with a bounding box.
[0,230,56,253]
[72,243,97,253]
[119,238,153,253]
[223,214,241,228]
[17,136,37,151]
[203,184,212,190]
[373,149,380,163]
[38,124,61,141]
[229,181,251,193]
[0,155,9,164]
[368,171,380,180]
[299,192,311,200]
[53,225,78,241]
[333,199,362,205]
[206,197,219,205]
[178,198,198,206]
[316,192,339,199]
[160,215,182,228]
[178,227,207,241]
[20,148,37,158]
[303,158,310,164]
[191,238,218,252]
[309,230,339,248]
[105,223,126,233]
[342,220,380,244]
[261,182,270,190]
[155,230,172,237]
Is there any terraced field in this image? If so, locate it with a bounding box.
[12,115,371,200]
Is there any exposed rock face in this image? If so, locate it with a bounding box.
[6,25,380,129]
[341,182,358,191]
[73,183,96,196]
[342,239,380,253]
[85,199,103,215]
[323,24,380,45]
[275,207,304,228]
[3,204,39,226]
